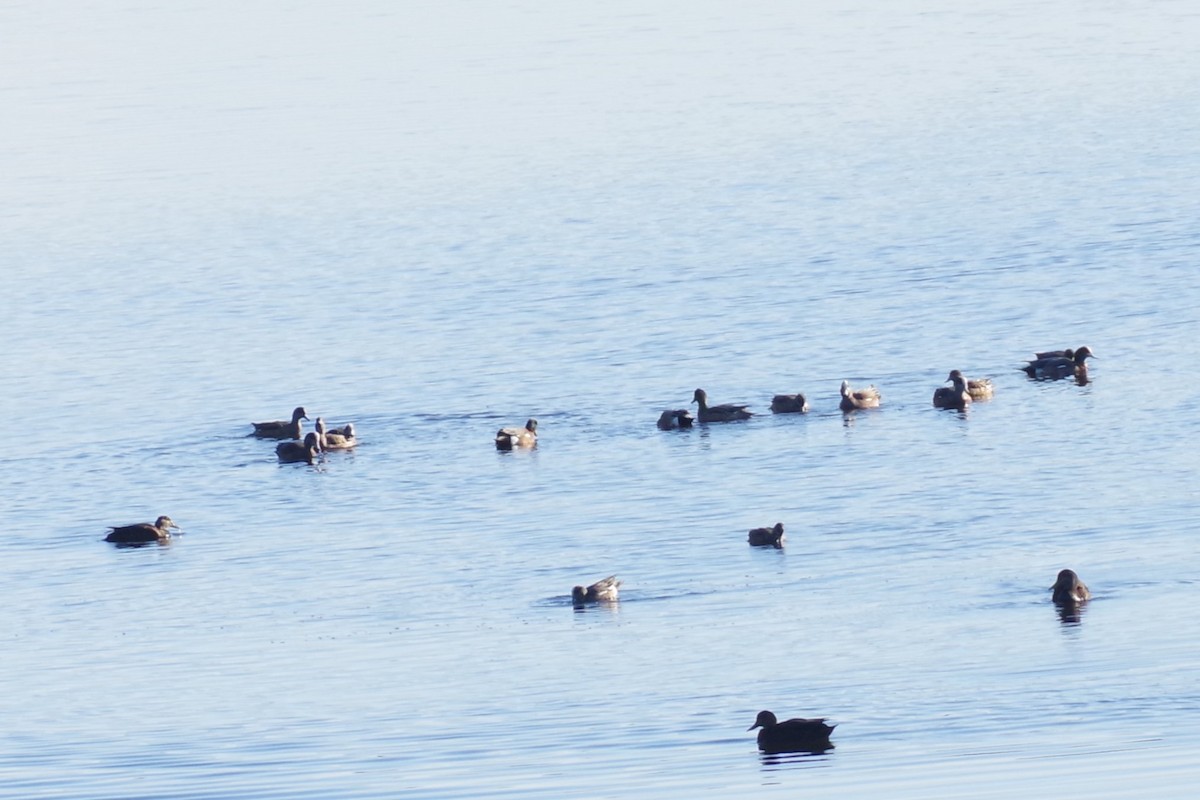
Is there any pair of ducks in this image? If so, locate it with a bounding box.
[671,384,881,425]
[1021,346,1095,381]
[253,408,357,464]
[931,370,995,410]
[746,570,1091,754]
[275,421,357,464]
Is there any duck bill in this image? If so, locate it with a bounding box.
[747,723,760,732]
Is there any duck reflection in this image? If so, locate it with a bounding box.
[1056,601,1087,625]
[758,748,835,768]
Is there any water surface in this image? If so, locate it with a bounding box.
[1,1,1199,797]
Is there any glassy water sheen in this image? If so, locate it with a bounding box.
[2,1,1199,797]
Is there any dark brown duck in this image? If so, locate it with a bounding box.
[105,515,180,544]
[770,393,809,414]
[748,710,836,754]
[277,432,321,464]
[932,370,972,410]
[747,522,785,548]
[692,388,752,422]
[1051,568,1091,605]
[252,406,308,439]
[657,409,695,430]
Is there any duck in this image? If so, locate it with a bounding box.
[932,370,972,410]
[770,393,810,414]
[657,409,695,430]
[251,406,308,439]
[839,380,881,412]
[748,522,785,548]
[572,575,621,606]
[495,419,538,450]
[326,421,355,438]
[1051,568,1091,605]
[105,515,180,544]
[315,418,357,451]
[276,432,321,464]
[692,388,752,422]
[748,710,836,754]
[1022,346,1095,380]
[965,375,994,401]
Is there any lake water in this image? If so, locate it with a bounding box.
[2,1,1199,797]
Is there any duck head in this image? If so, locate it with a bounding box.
[748,710,778,731]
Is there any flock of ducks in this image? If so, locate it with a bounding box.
[573,344,1099,752]
[103,345,1097,753]
[247,406,359,465]
[649,345,1096,428]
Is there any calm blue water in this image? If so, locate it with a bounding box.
[2,1,1199,797]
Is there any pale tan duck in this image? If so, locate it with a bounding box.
[748,522,785,548]
[276,432,321,464]
[965,375,994,401]
[1051,569,1091,605]
[105,515,181,544]
[692,388,752,422]
[770,393,809,414]
[748,710,836,754]
[839,380,881,412]
[251,406,308,439]
[495,419,538,450]
[315,418,357,451]
[572,575,621,606]
[932,370,972,410]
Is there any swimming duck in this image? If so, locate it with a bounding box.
[276,432,321,464]
[1022,346,1095,380]
[932,370,971,410]
[1051,569,1091,605]
[572,575,621,606]
[251,406,308,439]
[770,393,810,414]
[748,522,785,548]
[748,710,836,754]
[326,421,355,438]
[315,418,357,451]
[839,380,881,412]
[495,419,538,450]
[657,409,695,430]
[966,376,994,400]
[692,388,752,422]
[105,515,180,544]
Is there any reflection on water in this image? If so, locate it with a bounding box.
[1055,601,1088,626]
[107,539,172,550]
[759,749,836,768]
